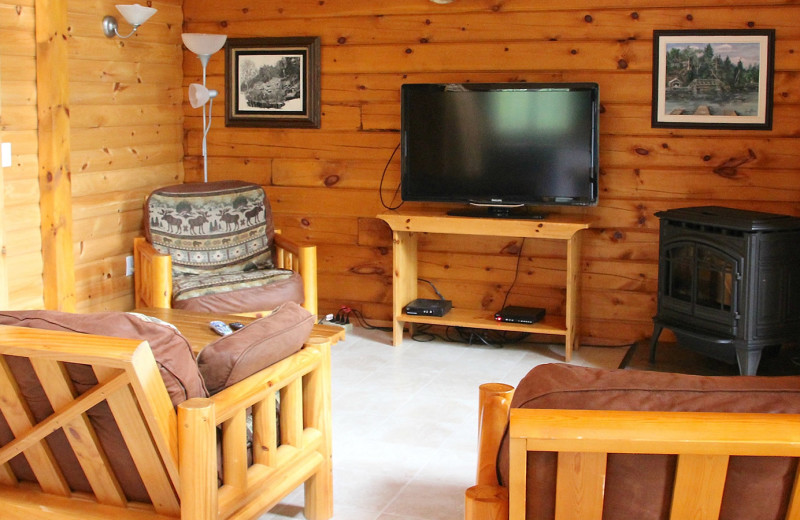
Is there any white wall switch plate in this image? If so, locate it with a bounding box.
[125,255,135,276]
[1,143,11,168]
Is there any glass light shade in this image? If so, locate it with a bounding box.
[182,33,227,56]
[115,4,157,26]
[188,83,218,109]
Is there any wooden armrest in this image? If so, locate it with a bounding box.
[179,336,332,520]
[273,233,318,316]
[476,383,514,486]
[133,236,172,309]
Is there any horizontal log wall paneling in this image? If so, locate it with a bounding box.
[69,0,185,312]
[1,0,44,309]
[183,1,800,346]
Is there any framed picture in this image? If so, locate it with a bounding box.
[225,37,321,128]
[651,29,775,130]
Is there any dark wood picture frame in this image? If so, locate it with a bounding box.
[651,29,775,130]
[225,36,321,128]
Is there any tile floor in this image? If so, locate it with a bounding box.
[260,326,629,520]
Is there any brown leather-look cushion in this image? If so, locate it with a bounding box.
[173,270,305,314]
[0,310,207,406]
[198,302,314,394]
[0,310,209,504]
[497,363,800,520]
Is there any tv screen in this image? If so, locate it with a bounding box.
[400,82,599,218]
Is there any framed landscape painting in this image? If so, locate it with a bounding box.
[225,37,321,128]
[651,29,775,130]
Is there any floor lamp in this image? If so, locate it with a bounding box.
[182,33,227,182]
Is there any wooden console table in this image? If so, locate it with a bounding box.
[378,211,590,361]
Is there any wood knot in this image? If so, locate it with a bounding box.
[337,36,347,44]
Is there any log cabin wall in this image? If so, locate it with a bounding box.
[183,0,800,345]
[1,0,43,309]
[69,0,184,312]
[0,0,185,311]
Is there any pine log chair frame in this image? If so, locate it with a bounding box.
[466,382,800,520]
[0,324,333,520]
[134,181,318,317]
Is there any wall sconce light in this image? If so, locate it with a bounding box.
[102,4,157,39]
[183,33,227,182]
[430,0,455,3]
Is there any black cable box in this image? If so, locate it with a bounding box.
[494,305,546,324]
[404,298,452,317]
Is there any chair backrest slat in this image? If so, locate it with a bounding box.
[0,327,181,514]
[554,451,605,520]
[31,357,127,506]
[669,454,728,520]
[0,355,70,496]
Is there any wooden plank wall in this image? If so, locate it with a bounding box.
[0,0,185,311]
[1,0,45,309]
[69,0,185,312]
[183,0,800,345]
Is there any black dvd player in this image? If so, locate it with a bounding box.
[404,298,452,317]
[494,305,546,324]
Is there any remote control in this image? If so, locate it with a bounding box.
[209,320,233,336]
[229,322,245,331]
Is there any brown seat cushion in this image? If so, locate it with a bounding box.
[497,363,800,520]
[172,269,305,314]
[0,310,209,504]
[198,302,314,394]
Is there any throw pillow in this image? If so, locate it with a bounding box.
[198,301,314,394]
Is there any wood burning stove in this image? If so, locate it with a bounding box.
[650,206,800,375]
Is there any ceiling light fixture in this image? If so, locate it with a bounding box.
[102,4,157,39]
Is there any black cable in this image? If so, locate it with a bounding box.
[417,278,445,300]
[499,237,526,310]
[379,141,403,210]
[348,308,393,332]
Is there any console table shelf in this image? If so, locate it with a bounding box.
[378,211,591,361]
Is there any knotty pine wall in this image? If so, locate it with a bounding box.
[183,0,800,345]
[69,0,184,312]
[0,0,185,311]
[1,0,43,309]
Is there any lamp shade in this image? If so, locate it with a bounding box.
[182,33,227,56]
[115,4,157,26]
[188,83,218,109]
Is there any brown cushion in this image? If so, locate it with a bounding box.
[0,310,208,504]
[198,302,314,394]
[172,269,305,314]
[497,363,800,520]
[0,310,207,405]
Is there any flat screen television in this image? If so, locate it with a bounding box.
[400,82,599,218]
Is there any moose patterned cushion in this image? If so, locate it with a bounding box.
[144,181,305,312]
[145,180,276,275]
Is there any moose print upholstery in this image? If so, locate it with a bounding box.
[136,180,314,315]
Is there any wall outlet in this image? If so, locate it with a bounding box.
[1,143,11,168]
[125,255,134,276]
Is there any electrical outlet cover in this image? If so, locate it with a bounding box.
[125,256,135,276]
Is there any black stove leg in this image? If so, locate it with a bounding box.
[650,323,664,364]
[735,346,762,376]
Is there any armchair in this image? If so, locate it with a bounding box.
[0,309,334,520]
[466,363,800,520]
[134,181,317,316]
